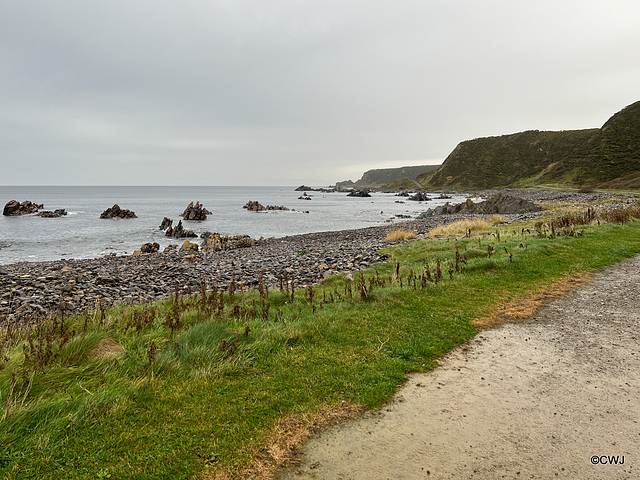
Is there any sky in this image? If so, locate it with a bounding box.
[1,1,639,186]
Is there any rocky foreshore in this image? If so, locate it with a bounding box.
[1,188,634,327]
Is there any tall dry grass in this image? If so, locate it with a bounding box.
[385,228,417,242]
[427,215,507,238]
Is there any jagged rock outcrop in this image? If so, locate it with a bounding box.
[419,193,542,217]
[100,204,137,219]
[298,193,312,200]
[243,201,266,212]
[159,217,173,230]
[164,220,196,238]
[35,209,67,218]
[3,200,44,216]
[180,201,211,221]
[347,190,371,198]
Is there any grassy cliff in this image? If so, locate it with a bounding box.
[337,165,439,188]
[423,101,640,190]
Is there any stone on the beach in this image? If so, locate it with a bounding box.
[100,204,137,219]
[179,240,199,253]
[35,209,67,218]
[140,242,160,254]
[3,200,44,216]
[180,201,211,221]
[201,232,256,251]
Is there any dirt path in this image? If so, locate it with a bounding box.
[279,256,640,480]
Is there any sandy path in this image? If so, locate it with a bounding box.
[279,256,640,479]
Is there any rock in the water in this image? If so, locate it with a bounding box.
[100,204,137,219]
[165,220,196,238]
[244,201,266,212]
[181,201,211,221]
[298,193,312,200]
[408,192,430,202]
[35,209,67,218]
[243,201,289,211]
[347,190,371,198]
[3,200,44,216]
[159,217,173,230]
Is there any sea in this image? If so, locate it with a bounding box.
[0,186,474,265]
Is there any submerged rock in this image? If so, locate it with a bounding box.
[35,209,67,218]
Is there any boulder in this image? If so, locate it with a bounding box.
[179,240,199,253]
[298,193,312,200]
[180,201,211,221]
[100,204,137,219]
[140,242,160,254]
[201,232,256,251]
[35,209,67,218]
[3,200,44,216]
[418,193,541,218]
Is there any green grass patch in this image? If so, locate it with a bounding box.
[2,215,640,479]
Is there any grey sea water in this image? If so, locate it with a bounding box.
[0,186,473,265]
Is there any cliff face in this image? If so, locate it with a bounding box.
[423,101,640,190]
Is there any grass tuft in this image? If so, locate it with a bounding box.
[385,228,417,242]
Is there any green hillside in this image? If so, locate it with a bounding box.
[423,101,640,190]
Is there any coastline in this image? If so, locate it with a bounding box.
[0,188,632,325]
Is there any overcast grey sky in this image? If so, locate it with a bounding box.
[1,1,639,186]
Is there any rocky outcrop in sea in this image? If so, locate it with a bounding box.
[3,200,44,216]
[100,204,137,219]
[181,201,211,221]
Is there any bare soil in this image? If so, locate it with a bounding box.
[278,255,640,480]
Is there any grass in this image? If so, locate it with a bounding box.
[2,205,640,479]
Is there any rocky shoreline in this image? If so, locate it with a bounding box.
[1,188,634,326]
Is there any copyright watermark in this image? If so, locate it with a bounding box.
[591,455,625,465]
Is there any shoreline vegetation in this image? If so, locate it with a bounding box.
[2,189,640,479]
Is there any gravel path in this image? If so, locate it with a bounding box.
[279,255,640,480]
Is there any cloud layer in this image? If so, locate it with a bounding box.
[2,0,639,185]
